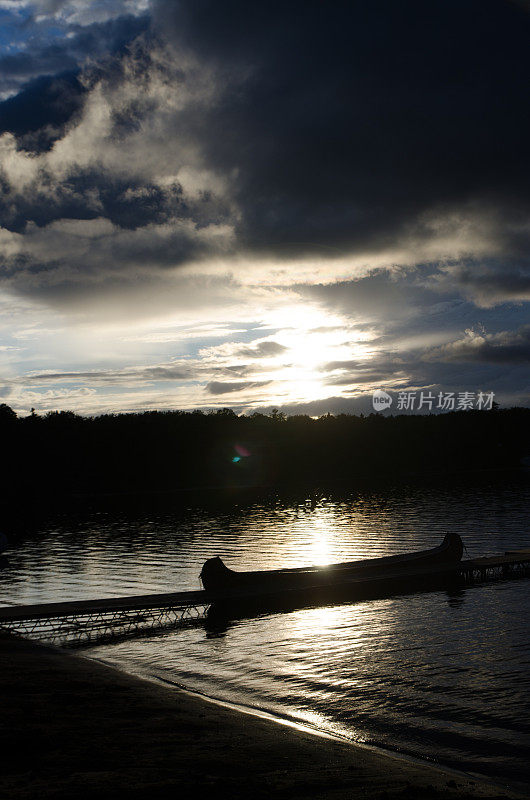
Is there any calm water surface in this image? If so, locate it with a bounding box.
[1,480,529,789]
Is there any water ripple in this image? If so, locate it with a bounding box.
[1,480,529,788]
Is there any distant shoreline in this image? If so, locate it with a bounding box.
[1,464,527,544]
[2,462,527,504]
[1,407,528,512]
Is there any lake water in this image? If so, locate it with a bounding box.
[1,477,529,791]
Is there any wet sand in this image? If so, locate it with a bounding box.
[0,632,525,800]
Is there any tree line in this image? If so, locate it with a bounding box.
[0,404,528,499]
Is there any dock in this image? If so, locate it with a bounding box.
[0,588,210,646]
[1,549,529,647]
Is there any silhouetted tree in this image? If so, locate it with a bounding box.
[0,405,527,500]
[0,403,16,422]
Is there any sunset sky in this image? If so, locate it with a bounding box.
[0,0,529,415]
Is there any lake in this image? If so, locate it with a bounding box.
[1,477,529,791]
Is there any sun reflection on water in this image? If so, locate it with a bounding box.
[297,506,374,567]
[2,484,530,789]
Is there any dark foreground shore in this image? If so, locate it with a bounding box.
[0,633,525,800]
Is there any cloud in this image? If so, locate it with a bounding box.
[22,364,191,383]
[235,340,287,358]
[0,1,149,25]
[323,356,409,388]
[0,0,529,414]
[206,380,271,395]
[425,325,530,364]
[0,31,240,304]
[0,71,88,153]
[448,258,530,307]
[251,395,377,417]
[24,1,150,26]
[154,0,530,262]
[12,348,268,389]
[298,270,447,324]
[1,0,529,309]
[0,165,194,232]
[296,267,530,351]
[0,12,150,98]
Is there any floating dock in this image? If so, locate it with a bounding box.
[1,549,529,647]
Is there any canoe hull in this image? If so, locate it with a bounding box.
[200,532,464,596]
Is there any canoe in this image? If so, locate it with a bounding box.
[199,532,464,596]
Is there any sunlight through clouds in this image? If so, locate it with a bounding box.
[0,0,528,414]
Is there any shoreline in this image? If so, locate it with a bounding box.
[1,633,527,800]
[129,669,518,789]
[89,658,498,784]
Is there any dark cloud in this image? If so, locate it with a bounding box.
[20,360,262,386]
[0,168,227,233]
[235,341,287,358]
[298,268,530,342]
[206,380,271,395]
[426,325,530,364]
[156,0,530,258]
[0,71,87,153]
[0,1,529,414]
[22,365,191,383]
[0,14,150,153]
[3,1,529,307]
[326,372,401,387]
[299,270,447,322]
[0,13,150,97]
[253,378,529,417]
[0,47,78,83]
[323,356,408,387]
[252,395,377,417]
[313,328,530,407]
[453,258,530,306]
[211,364,256,378]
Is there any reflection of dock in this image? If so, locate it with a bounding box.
[1,550,529,647]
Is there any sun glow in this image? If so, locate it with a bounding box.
[255,307,375,404]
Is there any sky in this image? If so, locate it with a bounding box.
[0,0,529,416]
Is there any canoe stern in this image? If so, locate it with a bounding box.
[200,556,237,592]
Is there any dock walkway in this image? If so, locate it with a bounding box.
[1,549,529,646]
